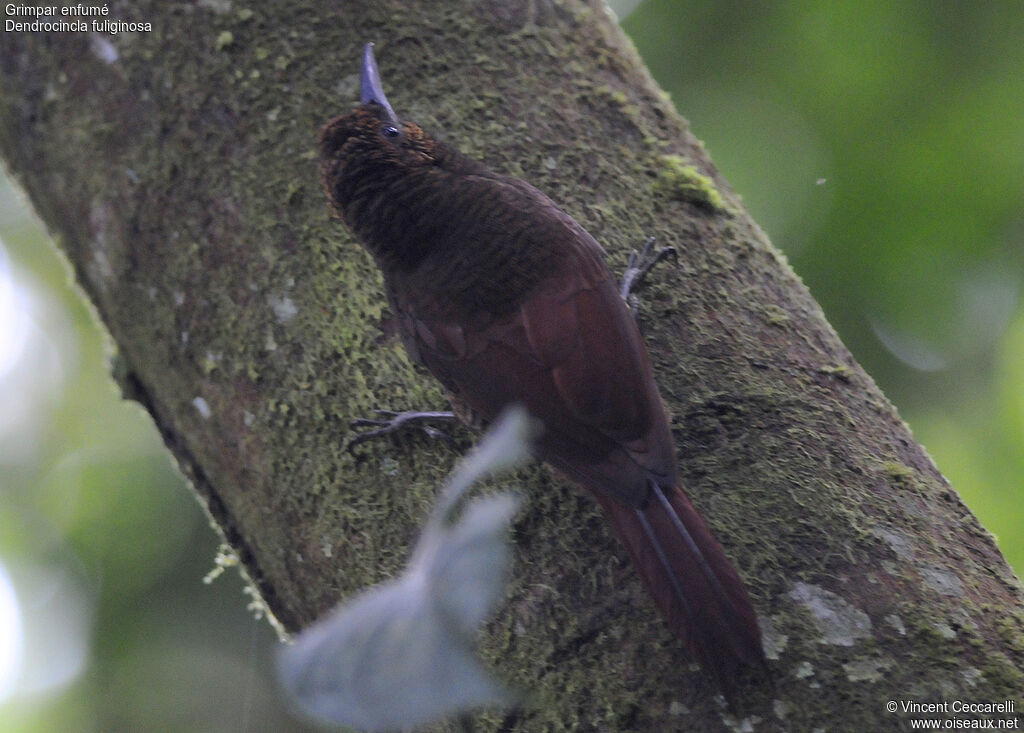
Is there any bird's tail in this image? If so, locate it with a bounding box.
[594,482,765,698]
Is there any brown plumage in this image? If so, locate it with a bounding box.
[321,44,765,699]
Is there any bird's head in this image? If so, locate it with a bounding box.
[318,43,492,268]
[320,44,437,175]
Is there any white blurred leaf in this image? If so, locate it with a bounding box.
[278,406,537,731]
[421,492,521,635]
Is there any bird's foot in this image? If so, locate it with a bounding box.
[347,409,458,451]
[619,236,677,315]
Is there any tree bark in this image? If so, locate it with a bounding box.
[2,1,1021,730]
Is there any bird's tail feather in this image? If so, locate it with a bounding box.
[595,483,765,699]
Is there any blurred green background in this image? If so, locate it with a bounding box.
[0,1,1020,730]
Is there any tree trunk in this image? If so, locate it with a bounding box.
[2,1,1021,730]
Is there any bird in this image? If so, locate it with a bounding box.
[320,43,766,699]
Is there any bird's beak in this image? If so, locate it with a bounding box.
[360,43,399,125]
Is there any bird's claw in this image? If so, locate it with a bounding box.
[620,236,678,313]
[347,410,458,451]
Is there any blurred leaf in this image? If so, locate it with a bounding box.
[278,407,537,731]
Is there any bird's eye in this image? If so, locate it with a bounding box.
[382,125,400,138]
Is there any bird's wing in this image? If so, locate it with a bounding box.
[391,218,677,504]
